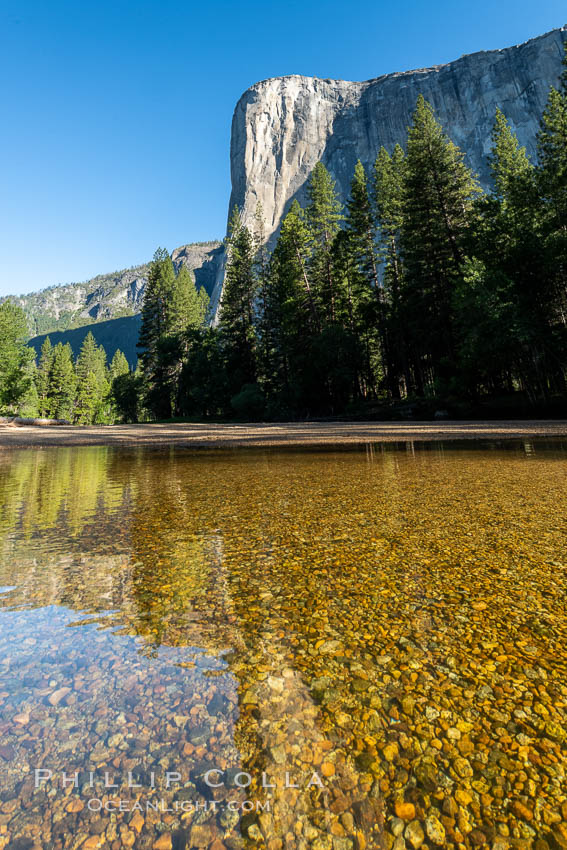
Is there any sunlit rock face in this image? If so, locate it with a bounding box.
[211,25,567,312]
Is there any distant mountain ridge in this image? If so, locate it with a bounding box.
[5,241,223,338]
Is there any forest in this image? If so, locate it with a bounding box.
[0,48,565,423]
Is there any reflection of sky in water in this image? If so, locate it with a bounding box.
[0,443,566,848]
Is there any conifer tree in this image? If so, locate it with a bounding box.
[374,145,408,396]
[342,159,382,397]
[346,160,379,289]
[74,332,109,424]
[169,265,209,335]
[278,200,320,332]
[374,145,406,286]
[110,349,130,381]
[218,208,258,396]
[0,301,33,413]
[75,370,101,424]
[138,248,177,419]
[536,42,567,337]
[305,162,343,323]
[478,107,563,398]
[537,42,567,224]
[76,332,106,385]
[489,109,534,210]
[18,364,39,418]
[48,343,76,420]
[401,95,480,393]
[36,337,54,416]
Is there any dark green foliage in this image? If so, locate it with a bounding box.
[399,95,481,395]
[138,249,210,419]
[535,43,567,382]
[217,209,258,399]
[178,329,228,418]
[36,337,54,416]
[112,371,142,423]
[73,332,110,424]
[373,145,408,397]
[0,301,35,413]
[231,383,265,420]
[305,162,344,324]
[48,343,76,420]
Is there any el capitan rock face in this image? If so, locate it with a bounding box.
[211,25,567,310]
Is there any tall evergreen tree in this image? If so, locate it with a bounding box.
[400,95,480,393]
[109,349,130,381]
[342,159,382,397]
[36,336,54,416]
[489,109,534,210]
[110,350,141,423]
[476,107,563,399]
[74,332,109,424]
[0,301,33,413]
[138,248,177,419]
[257,209,305,411]
[169,265,209,334]
[218,208,258,398]
[48,343,76,420]
[305,162,343,323]
[374,145,408,396]
[75,371,101,424]
[536,42,567,337]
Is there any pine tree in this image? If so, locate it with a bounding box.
[75,371,101,424]
[138,248,177,419]
[218,208,258,397]
[342,159,382,397]
[477,106,563,399]
[36,336,54,416]
[169,265,209,335]
[74,332,109,424]
[76,332,106,385]
[305,162,343,323]
[0,301,33,413]
[48,343,76,420]
[401,95,480,394]
[257,199,327,413]
[489,109,534,210]
[110,349,130,381]
[374,145,406,280]
[18,362,39,418]
[279,199,320,332]
[346,160,379,289]
[536,42,567,336]
[537,42,567,223]
[373,145,408,396]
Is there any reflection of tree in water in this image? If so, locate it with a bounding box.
[0,449,388,846]
[0,447,136,538]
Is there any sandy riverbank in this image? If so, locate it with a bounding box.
[1,420,567,449]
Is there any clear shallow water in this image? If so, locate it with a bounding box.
[0,442,566,850]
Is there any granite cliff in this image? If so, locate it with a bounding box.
[211,25,567,310]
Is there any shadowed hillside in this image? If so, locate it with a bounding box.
[29,314,142,369]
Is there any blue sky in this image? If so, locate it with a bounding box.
[0,1,565,296]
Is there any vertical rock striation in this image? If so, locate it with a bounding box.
[212,25,566,311]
